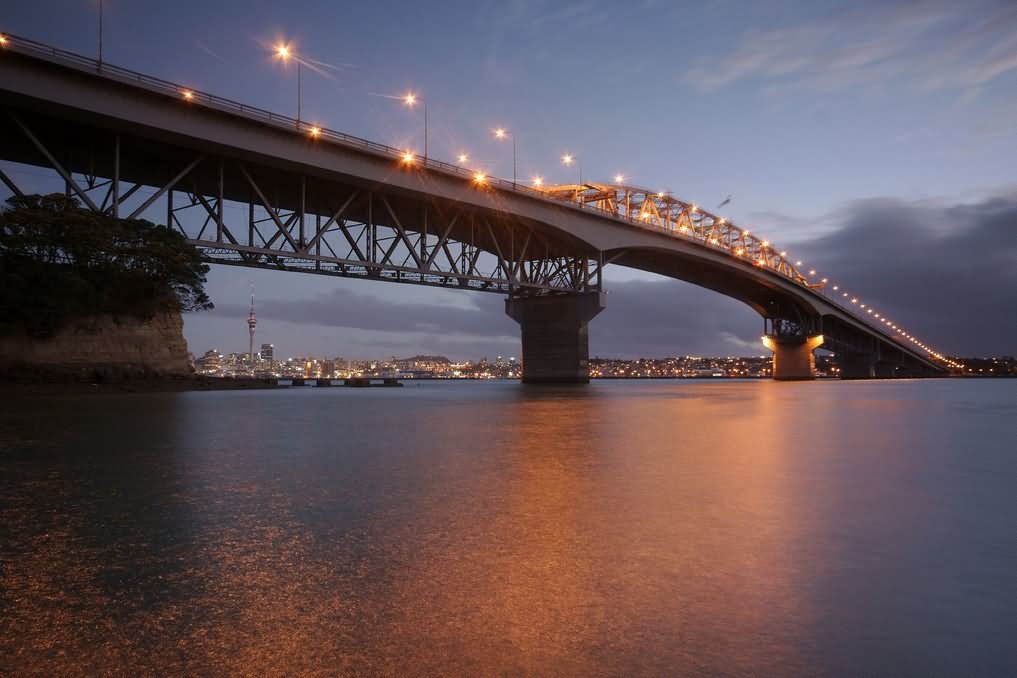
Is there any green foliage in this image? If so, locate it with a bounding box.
[0,194,212,336]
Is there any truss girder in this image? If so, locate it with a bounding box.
[0,120,596,295]
[541,182,809,286]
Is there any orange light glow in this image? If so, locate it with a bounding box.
[401,151,415,164]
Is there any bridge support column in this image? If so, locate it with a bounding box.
[763,334,824,381]
[874,362,897,379]
[839,353,876,380]
[506,292,605,384]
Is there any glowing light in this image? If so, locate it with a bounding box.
[762,240,769,247]
[0,35,8,46]
[851,298,858,303]
[561,153,574,166]
[843,292,849,297]
[656,191,664,198]
[614,174,625,183]
[532,176,544,187]
[182,90,194,100]
[821,278,828,283]
[494,128,507,139]
[780,251,787,257]
[709,237,719,245]
[679,225,688,233]
[742,230,749,236]
[809,269,816,276]
[401,151,415,164]
[457,153,469,164]
[718,218,727,224]
[473,172,487,184]
[275,44,291,59]
[796,260,803,266]
[404,92,417,106]
[690,205,698,212]
[309,126,321,137]
[735,248,744,255]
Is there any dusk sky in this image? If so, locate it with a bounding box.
[4,0,1016,359]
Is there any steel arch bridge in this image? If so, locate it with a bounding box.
[0,33,953,382]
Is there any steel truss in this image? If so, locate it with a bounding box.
[540,182,810,286]
[1,114,600,296]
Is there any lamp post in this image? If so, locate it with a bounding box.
[275,43,302,128]
[402,93,428,161]
[97,0,103,69]
[494,128,516,187]
[561,153,582,185]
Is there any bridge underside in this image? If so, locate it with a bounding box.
[0,105,600,297]
[0,51,947,382]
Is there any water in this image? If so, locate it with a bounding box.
[2,379,1016,675]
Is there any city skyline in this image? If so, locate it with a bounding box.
[3,0,1017,358]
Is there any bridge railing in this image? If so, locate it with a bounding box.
[0,33,944,367]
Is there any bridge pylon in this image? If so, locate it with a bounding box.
[506,292,606,384]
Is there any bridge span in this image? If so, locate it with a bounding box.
[0,35,950,382]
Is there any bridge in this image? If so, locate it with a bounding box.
[0,34,953,382]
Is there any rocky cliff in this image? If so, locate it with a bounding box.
[0,311,193,381]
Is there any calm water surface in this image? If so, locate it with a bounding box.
[2,379,1016,675]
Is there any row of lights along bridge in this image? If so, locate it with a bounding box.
[267,37,959,370]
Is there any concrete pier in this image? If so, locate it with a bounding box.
[506,292,605,384]
[763,334,824,381]
[839,353,876,380]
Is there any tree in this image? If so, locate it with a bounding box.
[0,194,212,335]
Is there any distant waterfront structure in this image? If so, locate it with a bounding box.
[260,343,274,365]
[247,289,257,362]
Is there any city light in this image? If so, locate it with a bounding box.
[532,176,544,187]
[457,153,469,164]
[615,174,625,183]
[473,172,487,184]
[309,126,321,137]
[1,35,9,46]
[181,90,194,100]
[401,151,415,164]
[494,128,506,139]
[403,92,417,106]
[275,43,290,59]
[561,153,574,165]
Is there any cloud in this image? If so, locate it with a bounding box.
[795,192,1017,356]
[685,1,1017,95]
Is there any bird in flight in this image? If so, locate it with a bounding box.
[717,195,732,209]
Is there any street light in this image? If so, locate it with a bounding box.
[274,42,302,128]
[561,153,581,185]
[494,128,516,187]
[403,92,428,161]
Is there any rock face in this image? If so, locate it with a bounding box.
[0,311,193,381]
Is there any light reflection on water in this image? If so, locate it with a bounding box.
[1,380,1016,674]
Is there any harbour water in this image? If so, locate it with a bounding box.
[2,379,1016,674]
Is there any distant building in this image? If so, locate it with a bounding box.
[260,343,274,364]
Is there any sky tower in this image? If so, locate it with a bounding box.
[247,287,257,363]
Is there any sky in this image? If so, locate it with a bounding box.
[3,0,1016,359]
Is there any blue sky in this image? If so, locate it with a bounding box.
[4,0,1016,358]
